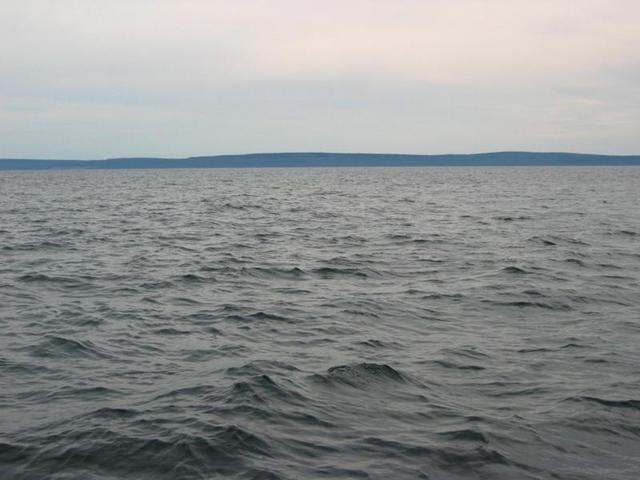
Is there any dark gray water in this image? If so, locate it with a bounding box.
[1,167,639,480]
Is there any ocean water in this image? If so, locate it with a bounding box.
[1,167,639,480]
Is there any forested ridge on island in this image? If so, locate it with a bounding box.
[2,151,640,170]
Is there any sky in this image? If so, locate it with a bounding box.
[1,0,639,159]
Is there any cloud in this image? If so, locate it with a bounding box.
[1,0,639,157]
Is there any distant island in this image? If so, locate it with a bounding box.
[1,152,640,171]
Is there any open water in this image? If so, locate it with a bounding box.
[1,167,639,479]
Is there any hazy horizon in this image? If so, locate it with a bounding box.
[3,149,640,162]
[1,1,639,159]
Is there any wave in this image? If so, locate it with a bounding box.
[2,427,274,479]
[310,363,408,389]
[488,300,573,311]
[567,396,640,410]
[500,266,531,275]
[30,336,111,360]
[312,267,380,278]
[432,360,486,371]
[493,215,533,221]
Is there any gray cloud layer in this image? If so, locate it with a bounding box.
[1,0,639,158]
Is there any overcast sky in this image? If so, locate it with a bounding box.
[1,0,639,159]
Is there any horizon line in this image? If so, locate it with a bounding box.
[3,150,640,162]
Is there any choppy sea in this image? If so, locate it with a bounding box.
[1,167,639,479]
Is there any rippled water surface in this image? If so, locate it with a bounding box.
[2,167,640,479]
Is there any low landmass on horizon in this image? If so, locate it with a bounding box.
[2,151,640,171]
